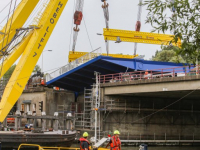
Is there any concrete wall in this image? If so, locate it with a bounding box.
[17,91,46,116]
[101,95,200,140]
[102,75,200,95]
[46,89,75,116]
[17,88,75,128]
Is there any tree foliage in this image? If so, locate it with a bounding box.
[3,65,16,79]
[33,65,41,73]
[152,46,185,63]
[144,0,200,64]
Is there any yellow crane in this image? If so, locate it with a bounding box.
[0,0,69,122]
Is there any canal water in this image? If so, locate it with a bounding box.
[71,144,199,150]
[121,146,200,150]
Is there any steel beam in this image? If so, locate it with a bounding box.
[103,28,181,47]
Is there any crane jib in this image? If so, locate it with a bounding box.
[37,1,63,51]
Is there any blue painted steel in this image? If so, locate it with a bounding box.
[47,56,103,85]
[47,56,186,91]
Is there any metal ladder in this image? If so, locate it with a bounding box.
[83,88,95,129]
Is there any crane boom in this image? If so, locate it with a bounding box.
[0,0,39,59]
[0,0,69,122]
[0,31,33,79]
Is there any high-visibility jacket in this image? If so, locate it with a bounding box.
[41,79,45,85]
[79,137,90,150]
[110,136,121,150]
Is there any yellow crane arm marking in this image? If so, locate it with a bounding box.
[103,28,181,47]
[0,0,69,122]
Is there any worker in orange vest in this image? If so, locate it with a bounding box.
[41,77,45,85]
[80,132,90,150]
[144,69,149,79]
[106,130,121,150]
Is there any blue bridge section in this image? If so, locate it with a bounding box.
[46,56,185,92]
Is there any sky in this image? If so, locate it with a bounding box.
[0,0,162,73]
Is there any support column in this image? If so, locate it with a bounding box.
[33,119,37,128]
[15,117,18,131]
[53,119,59,131]
[42,119,46,131]
[3,118,7,129]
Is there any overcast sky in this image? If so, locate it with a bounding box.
[0,0,163,73]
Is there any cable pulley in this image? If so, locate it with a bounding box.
[101,0,109,29]
[72,0,84,52]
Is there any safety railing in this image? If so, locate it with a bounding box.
[46,48,102,82]
[100,65,199,83]
[120,132,200,141]
[18,144,80,150]
[32,0,50,26]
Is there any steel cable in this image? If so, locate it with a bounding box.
[0,1,11,14]
[132,87,200,123]
[0,0,13,77]
[83,17,93,51]
[69,0,76,52]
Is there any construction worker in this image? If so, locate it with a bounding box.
[144,69,149,79]
[106,130,121,150]
[80,132,90,150]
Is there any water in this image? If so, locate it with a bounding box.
[72,144,200,150]
[121,146,200,150]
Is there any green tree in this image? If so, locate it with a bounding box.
[33,65,41,73]
[3,65,16,79]
[144,0,200,64]
[152,46,186,63]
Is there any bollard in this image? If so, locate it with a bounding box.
[139,144,148,150]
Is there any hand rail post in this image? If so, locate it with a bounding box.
[112,74,114,82]
[140,71,141,80]
[185,66,187,76]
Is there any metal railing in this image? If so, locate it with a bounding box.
[100,65,199,83]
[120,132,200,141]
[46,48,102,82]
[18,144,80,150]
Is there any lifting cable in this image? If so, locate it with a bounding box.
[69,0,76,53]
[0,1,11,14]
[132,86,200,123]
[134,0,143,57]
[101,0,109,55]
[102,0,109,29]
[0,2,20,26]
[83,17,93,51]
[72,0,84,52]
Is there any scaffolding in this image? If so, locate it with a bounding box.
[73,72,101,143]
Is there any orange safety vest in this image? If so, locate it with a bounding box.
[144,71,148,79]
[79,137,90,150]
[41,79,45,85]
[110,136,121,150]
